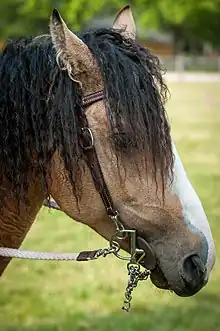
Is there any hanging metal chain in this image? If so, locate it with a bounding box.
[122,263,151,312]
[99,230,150,313]
[107,216,151,313]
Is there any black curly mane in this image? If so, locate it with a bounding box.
[0,28,173,204]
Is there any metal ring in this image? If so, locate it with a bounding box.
[127,262,140,272]
[110,239,120,252]
[81,127,94,150]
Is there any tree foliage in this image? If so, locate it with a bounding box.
[135,0,220,50]
[0,0,219,50]
[0,0,108,38]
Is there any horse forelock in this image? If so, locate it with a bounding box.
[81,28,173,187]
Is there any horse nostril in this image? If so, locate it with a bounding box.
[182,254,206,288]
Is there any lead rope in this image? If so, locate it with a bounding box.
[0,227,150,312]
[0,246,116,261]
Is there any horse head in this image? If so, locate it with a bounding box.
[47,6,216,296]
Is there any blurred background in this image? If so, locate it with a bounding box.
[0,1,220,331]
[1,0,220,71]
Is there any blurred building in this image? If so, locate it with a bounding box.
[139,30,173,56]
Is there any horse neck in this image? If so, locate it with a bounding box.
[0,170,46,276]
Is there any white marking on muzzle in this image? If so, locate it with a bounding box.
[170,142,216,275]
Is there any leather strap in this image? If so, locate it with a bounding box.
[82,91,104,107]
[79,91,117,216]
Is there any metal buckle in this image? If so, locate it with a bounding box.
[108,211,146,264]
[81,127,94,150]
[110,229,145,263]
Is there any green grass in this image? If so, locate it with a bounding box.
[1,83,220,331]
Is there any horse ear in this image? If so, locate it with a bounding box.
[113,5,136,40]
[49,9,90,75]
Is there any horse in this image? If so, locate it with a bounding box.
[0,5,215,298]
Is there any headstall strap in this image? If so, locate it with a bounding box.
[80,91,117,218]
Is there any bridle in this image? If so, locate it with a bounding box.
[0,90,156,312]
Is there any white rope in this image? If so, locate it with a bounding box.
[0,247,80,261]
